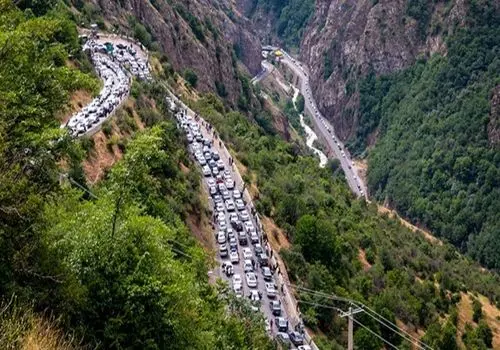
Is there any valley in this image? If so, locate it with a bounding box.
[1,0,500,349]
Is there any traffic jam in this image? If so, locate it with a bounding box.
[64,40,151,137]
[303,83,364,196]
[168,96,310,349]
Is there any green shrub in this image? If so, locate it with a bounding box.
[183,69,198,88]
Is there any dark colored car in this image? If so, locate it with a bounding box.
[258,252,269,267]
[270,300,281,316]
[289,331,304,346]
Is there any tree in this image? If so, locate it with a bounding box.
[354,328,382,350]
[476,320,493,348]
[296,93,305,113]
[294,215,342,273]
[472,298,482,323]
[183,69,198,88]
[15,0,57,16]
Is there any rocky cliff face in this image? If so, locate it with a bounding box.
[300,0,466,140]
[89,0,261,105]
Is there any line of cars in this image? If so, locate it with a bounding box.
[170,97,310,349]
[66,52,129,137]
[303,81,364,196]
[112,42,151,81]
[64,39,150,137]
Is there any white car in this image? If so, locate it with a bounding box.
[246,272,257,288]
[240,210,250,221]
[219,220,227,231]
[228,212,239,222]
[298,346,312,350]
[250,231,260,245]
[242,247,253,260]
[235,199,245,211]
[265,283,277,298]
[244,221,254,232]
[209,185,217,196]
[217,232,226,244]
[232,274,242,286]
[202,165,211,177]
[233,189,241,199]
[225,179,235,189]
[243,259,253,272]
[207,178,216,187]
[230,250,239,264]
[233,282,243,298]
[225,200,236,212]
[216,159,225,170]
[216,202,225,212]
[219,243,228,257]
[250,290,261,302]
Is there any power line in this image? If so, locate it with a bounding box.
[170,247,193,260]
[291,284,430,350]
[352,316,400,350]
[65,174,99,199]
[290,284,432,350]
[296,299,400,350]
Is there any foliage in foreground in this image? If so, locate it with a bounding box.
[0,2,274,347]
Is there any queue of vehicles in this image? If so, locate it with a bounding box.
[64,40,151,137]
[170,97,309,348]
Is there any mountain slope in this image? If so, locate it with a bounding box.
[300,0,469,140]
[290,0,500,270]
[365,20,500,269]
[79,0,261,106]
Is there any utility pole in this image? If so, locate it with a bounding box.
[341,306,364,350]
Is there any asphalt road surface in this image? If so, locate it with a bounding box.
[269,52,367,199]
[251,60,274,85]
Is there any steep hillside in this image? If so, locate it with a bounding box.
[74,0,261,106]
[365,15,500,270]
[300,0,468,140]
[295,0,500,270]
[235,0,315,48]
[186,92,500,350]
[0,2,274,348]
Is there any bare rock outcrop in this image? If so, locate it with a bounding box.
[300,0,466,140]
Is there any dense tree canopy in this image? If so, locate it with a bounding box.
[354,14,500,269]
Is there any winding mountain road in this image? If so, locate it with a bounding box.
[255,50,367,199]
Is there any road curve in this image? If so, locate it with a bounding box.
[258,50,367,199]
[251,60,274,85]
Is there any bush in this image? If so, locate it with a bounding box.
[472,299,482,322]
[365,248,376,265]
[102,121,112,137]
[183,69,198,88]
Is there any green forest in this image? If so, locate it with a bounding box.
[190,93,500,349]
[351,3,500,269]
[248,0,315,48]
[0,1,273,348]
[2,0,500,348]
